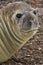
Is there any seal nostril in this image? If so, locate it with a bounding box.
[33,11,36,15]
[28,21,32,27]
[16,13,23,18]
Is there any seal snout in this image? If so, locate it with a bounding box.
[21,12,33,31]
[19,11,39,32]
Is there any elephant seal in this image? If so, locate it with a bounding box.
[0,1,39,63]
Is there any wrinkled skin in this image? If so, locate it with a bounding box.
[0,2,39,63]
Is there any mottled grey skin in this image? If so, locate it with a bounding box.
[0,2,39,63]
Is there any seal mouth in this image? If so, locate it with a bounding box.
[22,27,38,33]
[22,28,38,33]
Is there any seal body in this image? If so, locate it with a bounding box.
[0,2,39,63]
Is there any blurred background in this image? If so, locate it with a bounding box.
[0,0,43,65]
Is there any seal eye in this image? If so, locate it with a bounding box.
[16,13,23,18]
